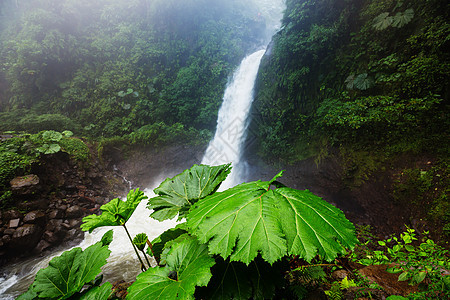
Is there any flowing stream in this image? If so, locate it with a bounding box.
[0,1,284,298]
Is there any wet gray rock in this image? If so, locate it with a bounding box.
[34,240,51,253]
[23,211,46,225]
[46,219,63,231]
[66,205,82,218]
[69,219,81,228]
[10,224,43,250]
[48,209,64,219]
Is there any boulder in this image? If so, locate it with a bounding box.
[23,211,46,225]
[46,219,63,232]
[48,209,64,219]
[9,218,20,228]
[10,175,41,195]
[9,224,43,250]
[34,240,51,253]
[65,205,83,218]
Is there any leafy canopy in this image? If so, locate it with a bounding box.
[147,164,231,221]
[187,171,358,264]
[81,188,147,232]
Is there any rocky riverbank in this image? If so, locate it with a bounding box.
[0,149,129,267]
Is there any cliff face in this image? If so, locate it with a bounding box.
[247,0,449,238]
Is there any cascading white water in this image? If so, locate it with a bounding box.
[0,1,285,298]
[201,49,265,189]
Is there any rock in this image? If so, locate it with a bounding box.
[2,235,11,244]
[23,211,46,225]
[61,222,71,229]
[10,224,43,250]
[69,219,81,228]
[3,210,23,221]
[9,218,20,228]
[48,209,64,219]
[65,205,82,218]
[43,231,57,243]
[64,228,82,241]
[10,174,41,195]
[46,219,63,231]
[34,240,51,253]
[4,228,15,235]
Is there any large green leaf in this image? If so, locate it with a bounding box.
[148,164,231,221]
[392,9,414,28]
[148,223,188,264]
[30,234,112,299]
[372,12,393,30]
[77,282,113,300]
[187,172,358,264]
[127,235,215,300]
[81,189,147,232]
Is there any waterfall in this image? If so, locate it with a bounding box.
[201,49,266,189]
[0,1,285,298]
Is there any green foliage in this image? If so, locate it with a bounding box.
[148,224,188,264]
[354,227,450,298]
[81,189,147,232]
[393,163,450,238]
[36,143,61,155]
[26,164,357,299]
[372,9,414,31]
[0,112,82,134]
[133,233,148,251]
[187,170,358,264]
[251,0,449,164]
[127,235,215,300]
[19,230,113,299]
[58,137,90,161]
[147,164,231,221]
[0,0,263,137]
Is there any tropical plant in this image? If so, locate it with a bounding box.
[354,226,450,298]
[81,188,149,271]
[18,230,114,300]
[20,164,358,299]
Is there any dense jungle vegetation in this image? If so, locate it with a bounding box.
[0,0,270,208]
[253,0,449,160]
[251,0,449,237]
[0,0,266,136]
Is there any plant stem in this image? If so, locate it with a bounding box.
[123,224,147,272]
[146,239,160,266]
[141,250,152,268]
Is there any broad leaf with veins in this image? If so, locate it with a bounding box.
[127,235,215,300]
[81,189,147,232]
[148,164,231,221]
[29,231,112,299]
[187,171,358,264]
